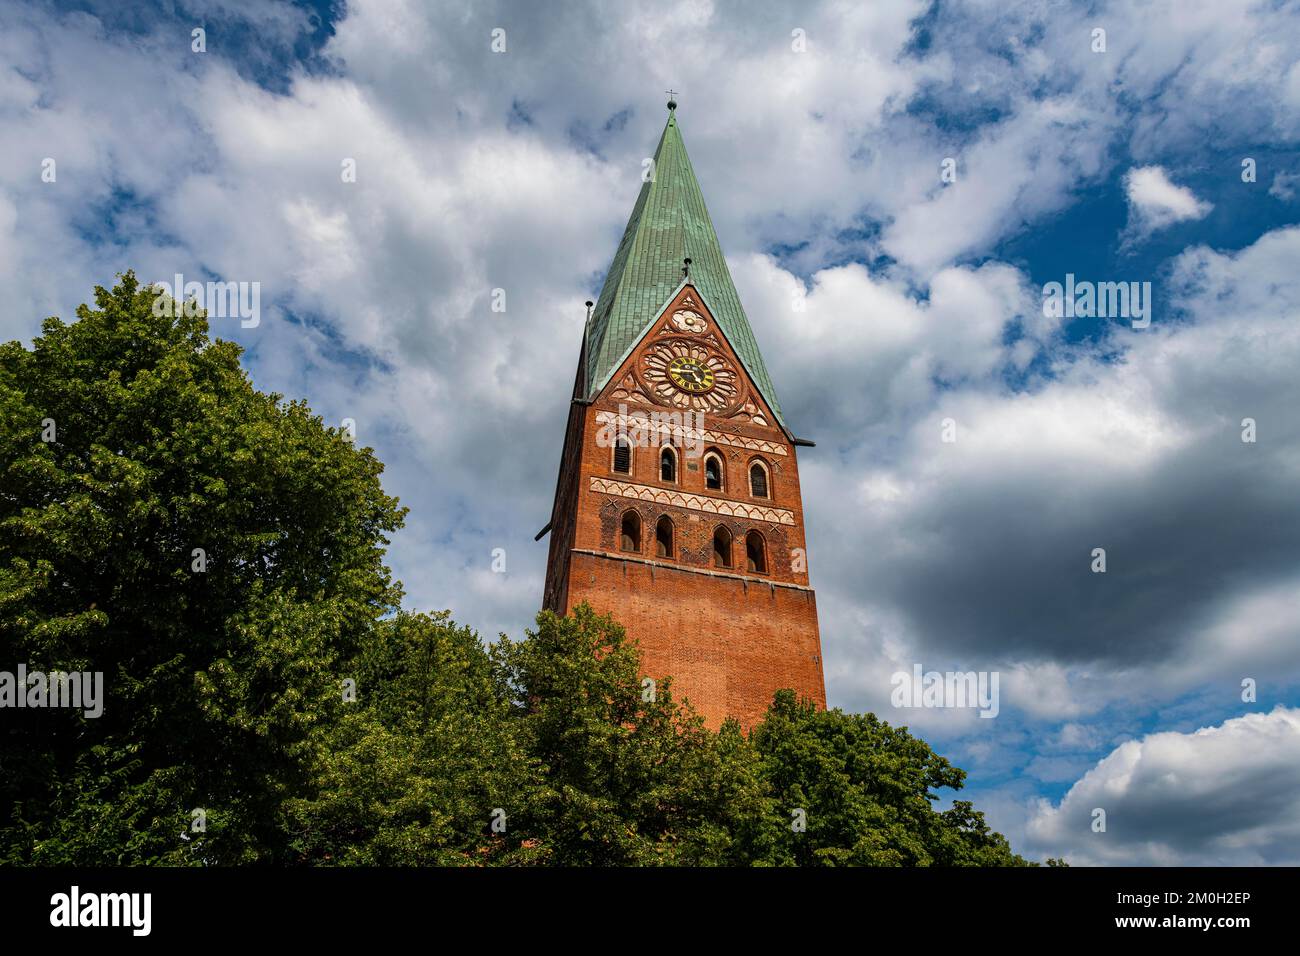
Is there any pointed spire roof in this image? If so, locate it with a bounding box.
[583,104,787,429]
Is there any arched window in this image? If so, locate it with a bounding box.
[655,515,673,558]
[613,437,632,474]
[704,450,724,491]
[749,460,769,498]
[746,530,767,574]
[660,445,676,483]
[620,511,641,553]
[712,526,732,569]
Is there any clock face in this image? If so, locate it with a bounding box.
[642,341,739,412]
[668,357,715,393]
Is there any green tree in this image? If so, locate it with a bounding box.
[0,272,1036,868]
[0,273,406,863]
[750,691,1030,866]
[490,605,774,865]
[281,611,539,865]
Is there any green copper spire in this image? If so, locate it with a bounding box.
[583,104,787,429]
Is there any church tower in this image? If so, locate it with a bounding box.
[539,101,826,729]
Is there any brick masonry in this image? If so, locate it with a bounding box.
[543,283,827,729]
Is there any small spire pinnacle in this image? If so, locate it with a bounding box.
[666,89,677,111]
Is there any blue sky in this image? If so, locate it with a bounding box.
[4,0,1300,864]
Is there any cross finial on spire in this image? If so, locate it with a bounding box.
[666,90,678,111]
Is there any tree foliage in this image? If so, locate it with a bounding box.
[0,273,1034,866]
[0,273,405,863]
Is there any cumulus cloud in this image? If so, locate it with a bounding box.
[6,0,1295,703]
[812,225,1300,726]
[1027,707,1300,865]
[4,0,1300,862]
[1269,171,1300,201]
[1122,165,1213,242]
[3,0,1297,706]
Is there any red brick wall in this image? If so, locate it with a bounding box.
[544,283,827,729]
[565,551,825,729]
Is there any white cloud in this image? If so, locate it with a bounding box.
[3,0,1297,718]
[4,2,1300,863]
[1027,707,1300,865]
[737,223,1300,729]
[880,98,1111,276]
[1122,165,1213,241]
[1269,171,1300,201]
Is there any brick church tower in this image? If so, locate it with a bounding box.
[539,101,826,729]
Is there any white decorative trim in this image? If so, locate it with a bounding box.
[589,477,796,526]
[594,410,788,457]
[570,548,813,592]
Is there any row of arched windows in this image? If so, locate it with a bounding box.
[619,512,768,573]
[612,440,772,499]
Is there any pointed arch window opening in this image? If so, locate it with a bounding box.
[660,445,677,484]
[621,511,642,553]
[655,515,674,559]
[704,450,724,491]
[745,530,767,574]
[712,526,733,569]
[613,437,632,474]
